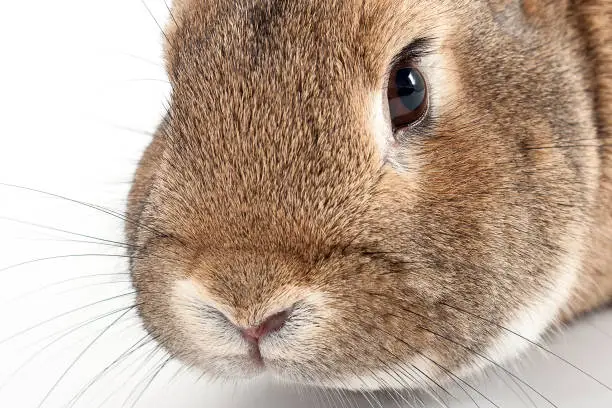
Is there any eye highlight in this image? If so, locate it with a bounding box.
[387,66,428,130]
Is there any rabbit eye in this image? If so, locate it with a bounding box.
[387,66,428,130]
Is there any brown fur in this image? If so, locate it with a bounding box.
[126,0,611,389]
[562,0,612,319]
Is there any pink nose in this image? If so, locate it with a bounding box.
[241,309,291,343]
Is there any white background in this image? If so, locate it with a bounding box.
[0,1,611,407]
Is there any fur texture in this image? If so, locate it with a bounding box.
[126,0,611,390]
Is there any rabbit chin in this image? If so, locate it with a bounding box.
[285,358,442,391]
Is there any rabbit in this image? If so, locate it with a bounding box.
[125,0,612,391]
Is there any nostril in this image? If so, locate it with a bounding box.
[241,328,260,344]
[263,308,291,333]
[241,308,291,343]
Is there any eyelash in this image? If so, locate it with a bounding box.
[389,37,434,69]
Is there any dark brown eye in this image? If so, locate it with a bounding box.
[387,66,428,130]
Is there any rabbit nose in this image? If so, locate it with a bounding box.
[241,309,291,344]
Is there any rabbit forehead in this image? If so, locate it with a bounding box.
[165,0,456,78]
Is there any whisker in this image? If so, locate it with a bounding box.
[0,182,166,238]
[332,313,475,408]
[493,367,538,408]
[318,378,341,408]
[53,280,134,296]
[439,371,482,408]
[108,123,155,137]
[294,363,332,407]
[128,354,172,408]
[16,312,140,355]
[290,380,312,408]
[314,365,368,408]
[0,291,136,345]
[0,254,131,274]
[522,142,612,150]
[35,306,137,408]
[406,368,452,408]
[19,238,131,249]
[139,0,172,45]
[123,78,171,84]
[92,346,160,408]
[349,303,501,408]
[0,216,134,248]
[364,287,612,398]
[162,0,179,28]
[583,319,612,339]
[68,334,158,408]
[349,328,454,405]
[0,249,181,278]
[359,296,549,407]
[0,305,138,393]
[165,364,185,386]
[121,344,165,408]
[307,364,372,408]
[328,384,356,408]
[317,339,412,408]
[439,301,612,393]
[1,273,130,306]
[418,325,558,407]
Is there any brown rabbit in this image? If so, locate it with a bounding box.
[126,0,611,391]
